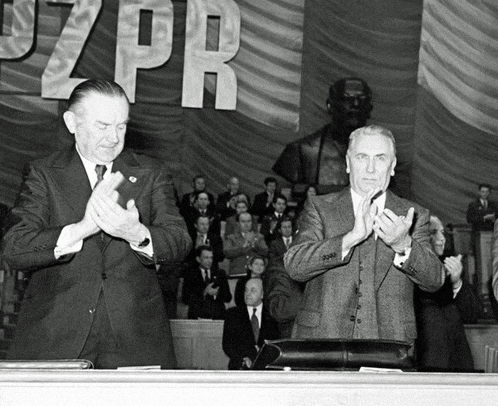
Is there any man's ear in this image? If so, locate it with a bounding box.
[390,157,397,176]
[346,154,351,174]
[63,111,77,134]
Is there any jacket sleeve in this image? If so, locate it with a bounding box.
[2,163,70,271]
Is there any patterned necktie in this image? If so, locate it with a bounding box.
[94,164,107,187]
[251,308,259,342]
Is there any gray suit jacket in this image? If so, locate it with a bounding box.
[2,146,191,367]
[284,188,443,343]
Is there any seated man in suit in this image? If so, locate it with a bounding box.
[266,217,304,338]
[251,177,278,223]
[224,212,268,277]
[182,245,231,320]
[260,194,288,245]
[185,214,224,268]
[184,191,220,236]
[222,278,279,369]
[179,175,215,218]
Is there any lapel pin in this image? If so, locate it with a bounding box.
[129,176,137,183]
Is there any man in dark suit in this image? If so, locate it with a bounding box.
[260,194,288,245]
[285,125,444,342]
[179,175,215,218]
[222,278,279,370]
[251,177,277,222]
[182,245,231,320]
[266,217,304,338]
[2,79,191,369]
[466,183,497,252]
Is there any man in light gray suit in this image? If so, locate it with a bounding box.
[285,125,444,343]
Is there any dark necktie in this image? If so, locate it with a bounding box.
[251,308,259,342]
[95,164,107,187]
[94,164,107,246]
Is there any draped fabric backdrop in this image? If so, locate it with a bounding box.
[0,0,496,227]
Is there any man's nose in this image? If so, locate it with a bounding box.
[366,158,375,173]
[106,127,120,143]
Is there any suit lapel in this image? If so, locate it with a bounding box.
[49,147,92,217]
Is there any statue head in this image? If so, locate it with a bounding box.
[327,78,373,130]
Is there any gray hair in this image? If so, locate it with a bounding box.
[347,125,397,157]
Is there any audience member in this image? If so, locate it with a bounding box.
[224,212,268,277]
[1,79,191,368]
[285,125,444,341]
[216,177,247,219]
[179,175,215,218]
[295,184,317,219]
[415,216,481,371]
[265,218,304,338]
[251,176,278,223]
[222,278,279,370]
[222,195,256,239]
[182,245,231,320]
[466,183,497,252]
[234,254,268,308]
[272,78,373,195]
[184,190,220,236]
[260,194,288,245]
[185,214,224,269]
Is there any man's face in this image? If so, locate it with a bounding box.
[245,278,263,307]
[228,177,239,194]
[196,193,210,210]
[197,249,213,270]
[480,187,490,201]
[239,212,252,232]
[64,93,129,165]
[274,198,286,214]
[280,220,293,237]
[236,202,248,214]
[429,218,446,256]
[195,217,210,234]
[346,133,396,196]
[194,177,205,192]
[266,181,277,194]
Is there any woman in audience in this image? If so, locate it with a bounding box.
[415,215,482,372]
[234,255,268,308]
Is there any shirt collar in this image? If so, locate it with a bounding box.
[350,188,386,216]
[76,145,113,188]
[247,303,263,320]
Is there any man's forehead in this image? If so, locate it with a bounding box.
[351,134,394,155]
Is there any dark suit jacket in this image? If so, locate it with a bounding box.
[251,192,273,221]
[185,231,225,268]
[222,304,280,370]
[260,213,287,245]
[181,266,231,320]
[415,277,480,371]
[2,146,191,367]
[466,198,498,232]
[285,188,444,343]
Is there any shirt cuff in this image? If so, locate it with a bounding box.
[129,228,154,258]
[54,224,83,259]
[393,247,412,267]
[452,279,463,298]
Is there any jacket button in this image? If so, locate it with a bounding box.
[350,315,356,321]
[101,273,107,280]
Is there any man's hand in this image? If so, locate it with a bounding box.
[204,282,219,297]
[342,188,381,253]
[373,207,414,254]
[88,171,146,245]
[444,254,463,287]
